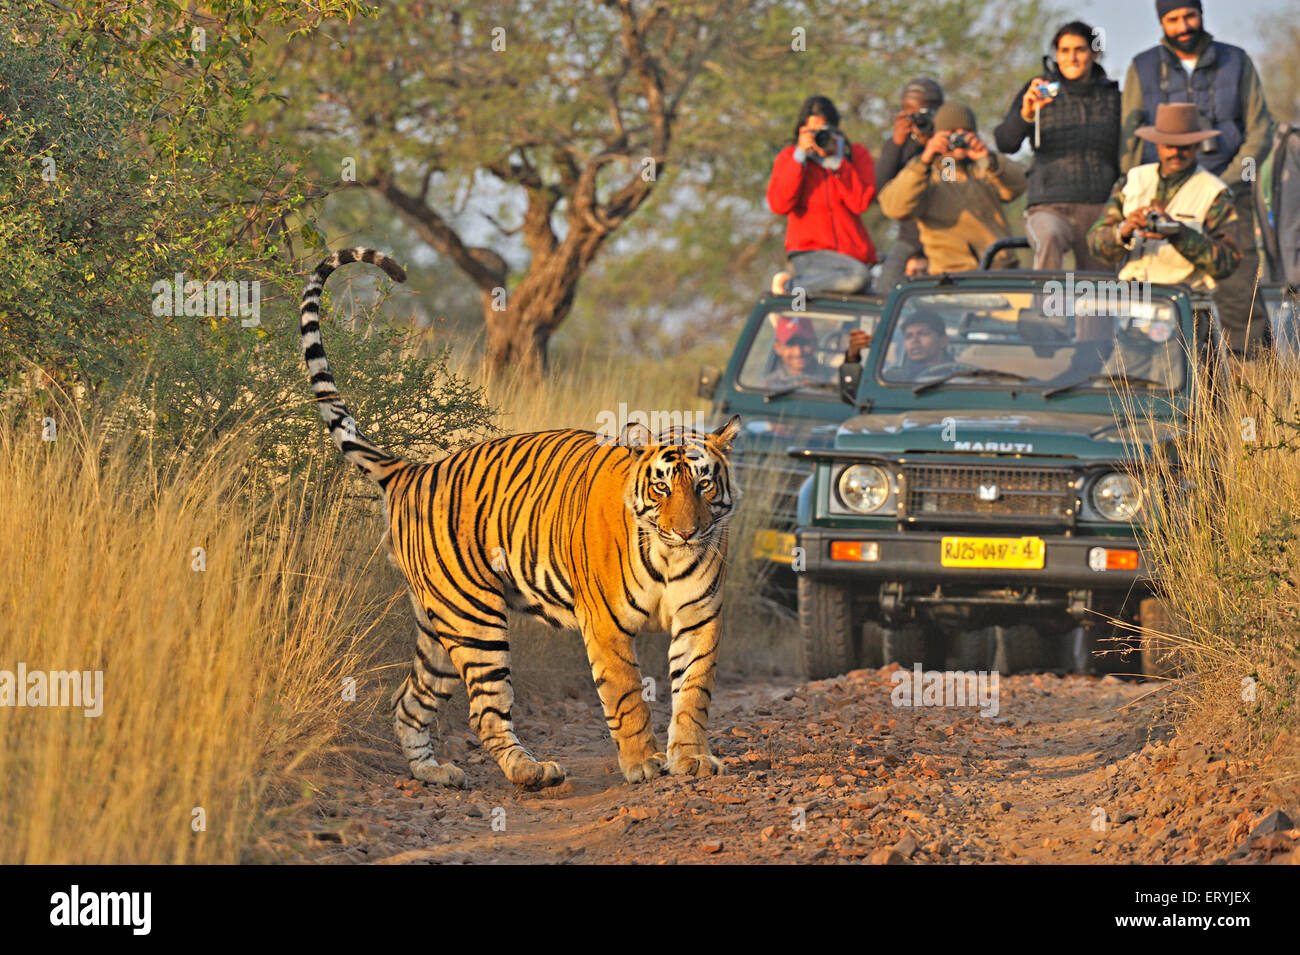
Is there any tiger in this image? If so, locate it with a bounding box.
[299,248,742,790]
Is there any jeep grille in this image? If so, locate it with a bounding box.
[902,463,1075,523]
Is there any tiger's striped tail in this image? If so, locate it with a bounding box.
[300,247,408,484]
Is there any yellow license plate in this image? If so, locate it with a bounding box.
[940,536,1045,569]
[752,530,796,565]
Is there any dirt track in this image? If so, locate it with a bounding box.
[288,667,1299,865]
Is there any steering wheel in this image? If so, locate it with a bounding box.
[919,361,964,377]
[820,328,848,355]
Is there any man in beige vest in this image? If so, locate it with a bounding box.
[1087,102,1240,291]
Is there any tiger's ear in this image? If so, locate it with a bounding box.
[709,414,742,452]
[620,422,654,449]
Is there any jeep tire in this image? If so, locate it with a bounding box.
[994,623,1050,673]
[860,621,884,669]
[1139,597,1183,679]
[798,576,857,680]
[881,624,943,668]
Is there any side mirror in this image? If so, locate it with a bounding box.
[697,364,721,400]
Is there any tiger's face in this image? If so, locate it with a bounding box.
[623,415,742,548]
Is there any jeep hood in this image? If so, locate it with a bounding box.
[834,409,1177,460]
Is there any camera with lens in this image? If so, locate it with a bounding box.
[909,108,934,135]
[812,126,841,152]
[947,131,970,150]
[1144,210,1182,238]
[1034,80,1061,99]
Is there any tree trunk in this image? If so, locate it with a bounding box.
[483,293,551,381]
[481,232,603,382]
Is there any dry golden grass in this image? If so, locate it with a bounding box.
[1123,349,1300,781]
[0,336,795,863]
[0,396,394,863]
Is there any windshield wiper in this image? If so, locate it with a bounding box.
[1041,373,1168,399]
[760,379,835,401]
[911,366,1031,396]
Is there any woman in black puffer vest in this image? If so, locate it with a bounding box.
[994,20,1120,271]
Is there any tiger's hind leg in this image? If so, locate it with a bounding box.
[442,616,565,791]
[393,619,467,789]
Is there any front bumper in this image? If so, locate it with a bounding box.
[795,526,1149,590]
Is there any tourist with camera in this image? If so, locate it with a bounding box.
[875,78,944,289]
[993,20,1119,271]
[1119,1,1273,353]
[877,102,1027,274]
[766,95,878,296]
[1086,102,1240,290]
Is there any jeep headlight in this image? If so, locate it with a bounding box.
[838,464,891,513]
[1091,472,1142,521]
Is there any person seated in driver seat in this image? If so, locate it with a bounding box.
[766,316,870,388]
[886,310,954,378]
[1046,312,1114,384]
[1099,316,1175,383]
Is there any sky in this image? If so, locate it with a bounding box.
[1061,0,1288,74]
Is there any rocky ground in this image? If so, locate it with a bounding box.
[275,667,1299,865]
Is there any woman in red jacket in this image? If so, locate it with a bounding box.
[766,95,878,296]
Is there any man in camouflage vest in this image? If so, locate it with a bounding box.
[1119,0,1273,353]
[1088,102,1240,290]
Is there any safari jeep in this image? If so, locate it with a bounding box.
[698,290,884,603]
[1261,283,1300,355]
[790,266,1225,678]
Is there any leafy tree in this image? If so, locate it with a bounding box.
[0,1,497,478]
[1258,3,1300,124]
[263,0,1050,378]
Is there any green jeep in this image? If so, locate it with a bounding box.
[790,262,1225,679]
[1261,283,1300,355]
[698,291,885,602]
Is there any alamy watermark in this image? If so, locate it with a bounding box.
[0,663,103,717]
[49,885,150,935]
[595,403,705,446]
[151,272,261,327]
[1041,274,1152,317]
[890,664,1000,717]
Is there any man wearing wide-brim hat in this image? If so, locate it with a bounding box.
[1088,102,1241,292]
[1119,0,1273,354]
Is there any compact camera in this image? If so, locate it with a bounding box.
[947,131,971,150]
[1034,81,1061,99]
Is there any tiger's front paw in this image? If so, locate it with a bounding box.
[410,759,468,789]
[509,759,567,791]
[668,748,723,777]
[621,753,665,784]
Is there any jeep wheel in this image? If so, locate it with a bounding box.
[1139,597,1184,679]
[953,626,996,670]
[860,621,884,669]
[797,576,857,680]
[881,625,942,668]
[993,624,1049,673]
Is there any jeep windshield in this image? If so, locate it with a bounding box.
[875,288,1187,395]
[738,308,879,398]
